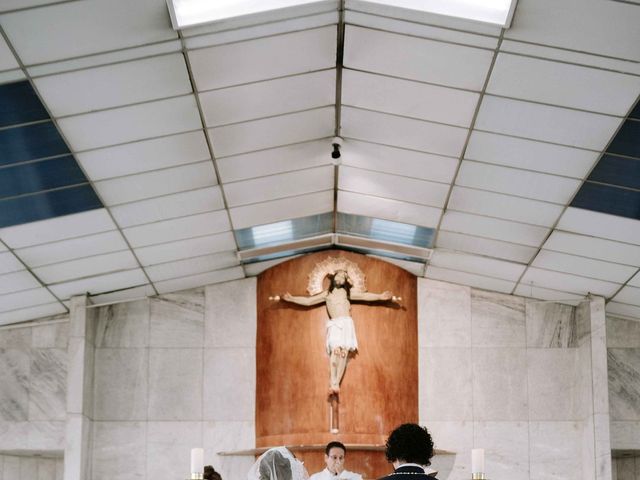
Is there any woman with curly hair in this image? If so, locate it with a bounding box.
[379,423,438,479]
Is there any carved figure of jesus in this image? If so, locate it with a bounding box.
[280,269,397,395]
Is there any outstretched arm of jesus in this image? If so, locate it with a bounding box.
[350,290,395,302]
[281,291,328,306]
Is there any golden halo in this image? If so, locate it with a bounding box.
[307,257,366,295]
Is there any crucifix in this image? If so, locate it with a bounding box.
[271,257,400,433]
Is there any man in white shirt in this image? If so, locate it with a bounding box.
[309,442,363,480]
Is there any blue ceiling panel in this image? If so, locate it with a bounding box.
[0,81,50,128]
[629,99,640,120]
[588,154,640,190]
[571,182,640,220]
[0,156,89,200]
[337,212,435,248]
[0,122,70,166]
[0,185,103,228]
[235,212,334,250]
[607,119,640,159]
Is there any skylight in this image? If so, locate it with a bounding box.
[166,0,324,29]
[166,0,518,29]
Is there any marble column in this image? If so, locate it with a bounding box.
[64,295,95,480]
[578,296,613,480]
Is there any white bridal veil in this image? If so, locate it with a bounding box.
[247,447,309,480]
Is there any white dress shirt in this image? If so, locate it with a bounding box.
[309,468,363,480]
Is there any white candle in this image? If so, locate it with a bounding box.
[191,448,204,475]
[471,448,485,474]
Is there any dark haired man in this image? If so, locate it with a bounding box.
[309,441,363,480]
[378,423,438,479]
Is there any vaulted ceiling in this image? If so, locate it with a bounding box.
[1,0,639,326]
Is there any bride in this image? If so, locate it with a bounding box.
[248,447,309,480]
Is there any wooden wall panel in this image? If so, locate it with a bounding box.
[256,251,418,478]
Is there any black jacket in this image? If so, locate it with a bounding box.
[377,464,438,480]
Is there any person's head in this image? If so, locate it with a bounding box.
[324,441,347,474]
[385,423,435,467]
[204,465,222,480]
[328,270,351,295]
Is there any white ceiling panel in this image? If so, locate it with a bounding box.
[225,165,334,207]
[0,69,25,84]
[144,251,239,283]
[343,25,493,90]
[49,268,148,300]
[606,302,640,320]
[465,131,599,178]
[440,211,550,247]
[0,0,67,13]
[543,231,640,267]
[0,303,66,327]
[123,211,231,248]
[217,140,331,183]
[209,107,334,157]
[341,69,479,127]
[0,270,41,295]
[513,284,585,305]
[154,266,245,295]
[430,250,526,281]
[436,230,537,264]
[94,161,217,206]
[487,53,640,116]
[612,286,640,307]
[518,267,621,298]
[229,190,334,230]
[88,284,156,306]
[188,26,336,91]
[0,287,57,312]
[0,34,19,71]
[134,232,237,267]
[557,208,640,246]
[344,10,499,48]
[503,0,640,61]
[339,166,449,207]
[456,161,581,204]
[342,139,458,184]
[630,272,640,288]
[34,54,192,117]
[425,265,515,294]
[59,95,202,151]
[76,131,211,181]
[0,251,24,275]
[0,209,115,249]
[14,231,128,268]
[341,107,468,157]
[531,250,637,284]
[110,187,224,228]
[337,190,441,228]
[200,70,335,127]
[475,96,622,150]
[448,187,563,228]
[0,0,177,65]
[32,250,138,284]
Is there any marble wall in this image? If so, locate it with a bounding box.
[90,279,256,480]
[419,279,607,480]
[607,316,640,452]
[0,271,621,480]
[0,319,67,454]
[0,454,63,480]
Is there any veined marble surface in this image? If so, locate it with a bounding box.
[205,278,256,348]
[150,290,204,348]
[0,348,29,421]
[0,327,31,349]
[529,421,583,480]
[28,348,67,421]
[418,279,471,348]
[147,421,203,480]
[474,421,529,480]
[526,301,577,348]
[607,317,640,348]
[31,320,69,349]
[204,420,255,480]
[423,421,473,480]
[608,348,640,420]
[471,289,526,347]
[92,421,146,480]
[95,300,148,348]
